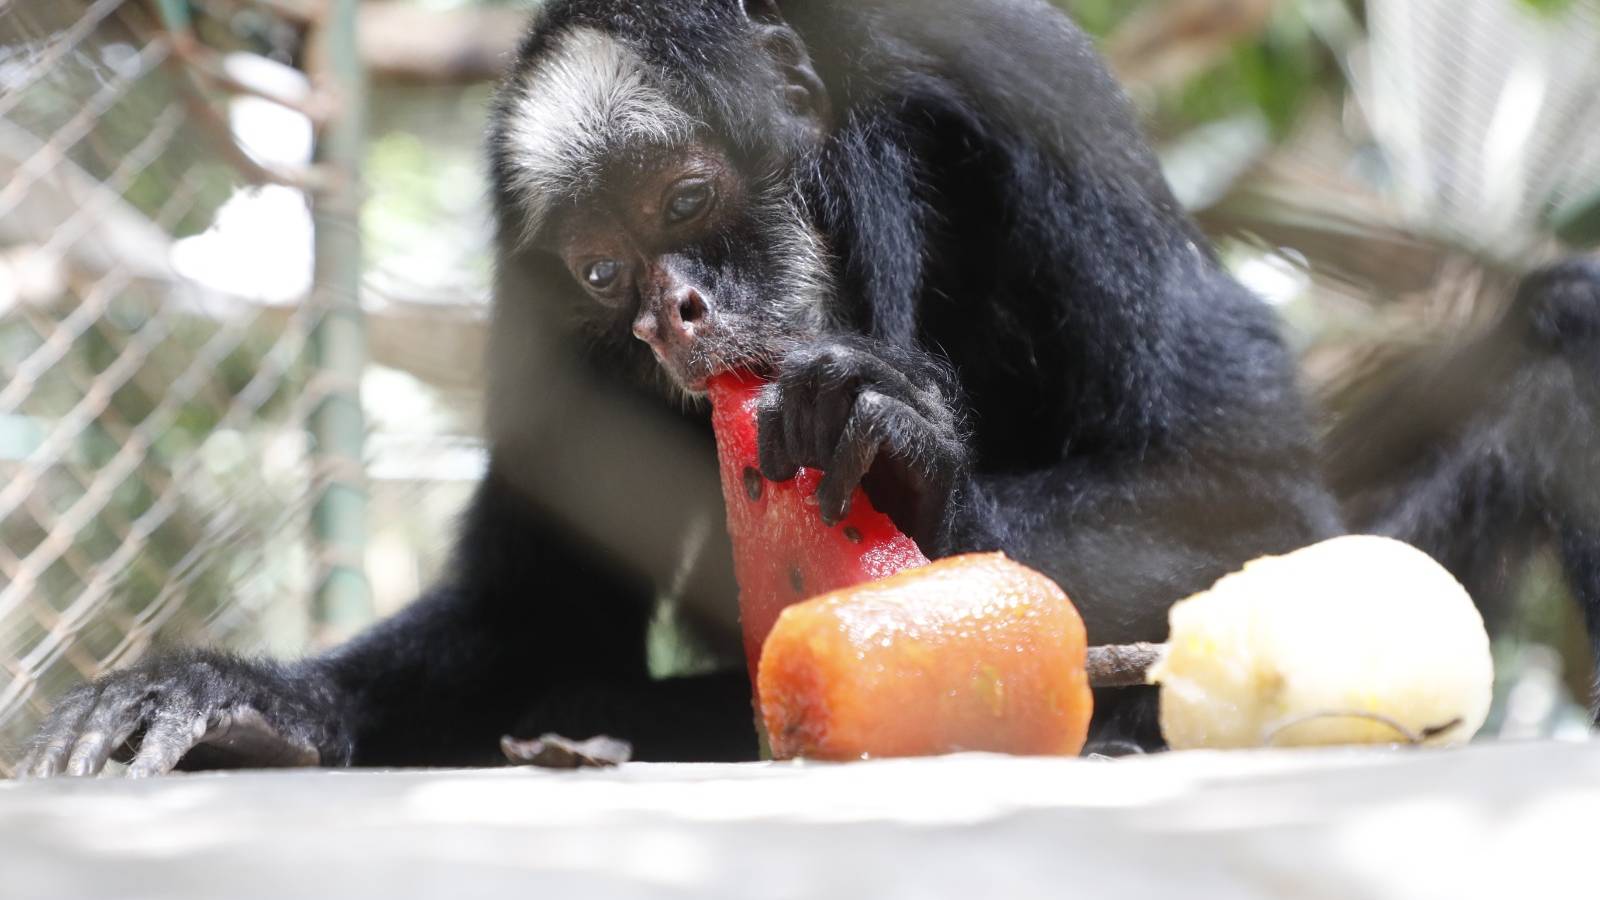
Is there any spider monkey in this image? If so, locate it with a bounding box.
[19,0,1600,777]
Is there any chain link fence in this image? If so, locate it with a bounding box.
[0,0,377,774]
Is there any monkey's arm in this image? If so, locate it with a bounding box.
[19,463,750,775]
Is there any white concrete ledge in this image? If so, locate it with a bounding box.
[2,741,1594,898]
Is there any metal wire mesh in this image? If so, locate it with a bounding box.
[0,0,349,774]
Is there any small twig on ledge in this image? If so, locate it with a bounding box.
[1086,642,1166,688]
[502,734,633,769]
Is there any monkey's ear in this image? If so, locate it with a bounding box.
[742,0,782,24]
[758,23,830,126]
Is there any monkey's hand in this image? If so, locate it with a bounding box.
[758,336,969,551]
[16,649,347,778]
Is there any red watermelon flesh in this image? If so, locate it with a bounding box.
[706,372,930,689]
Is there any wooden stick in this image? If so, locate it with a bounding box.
[1086,642,1166,688]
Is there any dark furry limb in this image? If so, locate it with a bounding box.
[1328,258,1600,716]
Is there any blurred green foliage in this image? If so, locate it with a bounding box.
[1518,0,1582,14]
[1180,12,1326,137]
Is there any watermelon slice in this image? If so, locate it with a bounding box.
[707,372,931,691]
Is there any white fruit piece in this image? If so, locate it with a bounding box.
[1148,535,1494,750]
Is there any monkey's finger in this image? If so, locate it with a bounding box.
[809,372,855,467]
[777,376,823,469]
[818,392,909,525]
[782,348,850,463]
[65,697,146,777]
[18,687,98,779]
[757,387,800,482]
[182,707,319,770]
[126,710,208,778]
[824,346,931,413]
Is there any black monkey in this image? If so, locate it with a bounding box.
[31,0,1588,777]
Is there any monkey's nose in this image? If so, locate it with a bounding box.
[633,287,710,352]
[677,288,707,326]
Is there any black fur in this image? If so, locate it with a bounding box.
[19,0,1598,775]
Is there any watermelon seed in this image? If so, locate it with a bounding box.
[843,526,863,543]
[789,566,805,595]
[743,467,763,501]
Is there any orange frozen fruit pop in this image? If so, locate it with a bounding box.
[757,552,1093,761]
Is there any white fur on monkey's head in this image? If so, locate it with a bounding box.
[497,26,696,240]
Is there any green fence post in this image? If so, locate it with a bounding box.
[307,0,373,643]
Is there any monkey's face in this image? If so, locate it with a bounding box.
[546,140,832,392]
[493,13,836,394]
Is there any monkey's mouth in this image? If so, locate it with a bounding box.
[652,354,726,395]
[642,310,786,393]
[675,361,773,395]
[657,344,776,395]
[678,365,780,399]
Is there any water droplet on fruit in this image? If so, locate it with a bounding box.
[743,467,763,501]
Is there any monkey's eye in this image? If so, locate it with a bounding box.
[665,181,713,225]
[583,259,622,291]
